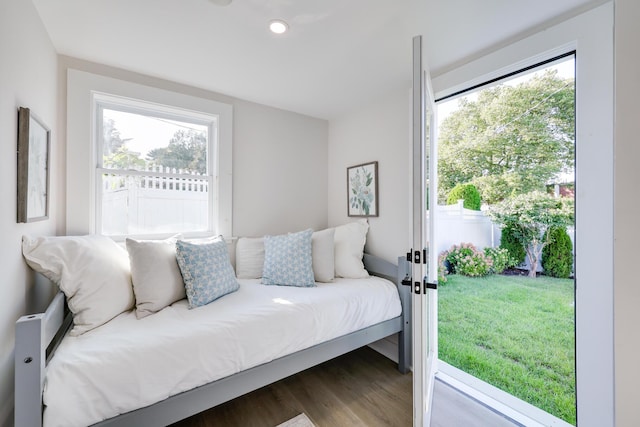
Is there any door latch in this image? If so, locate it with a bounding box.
[424,277,437,290]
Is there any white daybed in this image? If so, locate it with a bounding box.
[15,238,412,427]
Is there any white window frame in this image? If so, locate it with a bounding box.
[94,93,218,240]
[67,69,233,239]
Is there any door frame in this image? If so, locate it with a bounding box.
[429,4,614,426]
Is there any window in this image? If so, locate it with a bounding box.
[66,70,232,238]
[94,94,218,239]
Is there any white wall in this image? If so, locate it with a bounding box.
[613,0,640,425]
[0,1,60,426]
[233,99,328,236]
[328,88,411,264]
[58,57,329,238]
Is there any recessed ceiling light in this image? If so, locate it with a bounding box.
[269,20,289,34]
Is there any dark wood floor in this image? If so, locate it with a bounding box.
[171,346,519,427]
[171,346,413,427]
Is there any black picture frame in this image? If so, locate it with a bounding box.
[17,107,50,223]
[347,161,378,217]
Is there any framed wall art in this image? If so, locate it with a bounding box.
[347,161,378,217]
[17,107,50,223]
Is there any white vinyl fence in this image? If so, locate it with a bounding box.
[102,166,209,235]
[429,199,575,272]
[428,200,499,256]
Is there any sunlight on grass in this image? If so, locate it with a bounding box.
[438,274,576,425]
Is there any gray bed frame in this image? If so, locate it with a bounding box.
[15,254,412,427]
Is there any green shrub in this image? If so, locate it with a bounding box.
[446,184,482,211]
[542,227,573,278]
[484,247,514,274]
[445,243,492,277]
[499,225,526,266]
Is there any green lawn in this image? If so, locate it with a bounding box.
[438,274,576,425]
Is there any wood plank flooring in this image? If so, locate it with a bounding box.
[171,346,411,427]
[171,346,518,427]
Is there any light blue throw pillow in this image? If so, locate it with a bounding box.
[262,229,316,287]
[175,238,239,308]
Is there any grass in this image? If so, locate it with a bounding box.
[438,273,576,425]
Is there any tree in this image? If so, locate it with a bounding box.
[438,70,574,204]
[446,183,481,210]
[103,146,145,170]
[102,118,145,169]
[102,118,128,158]
[147,129,207,174]
[488,191,574,278]
[499,225,526,267]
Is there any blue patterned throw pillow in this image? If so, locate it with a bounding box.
[262,229,315,287]
[175,238,239,308]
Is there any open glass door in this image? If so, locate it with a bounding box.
[411,35,438,427]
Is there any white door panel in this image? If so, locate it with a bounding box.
[411,34,438,427]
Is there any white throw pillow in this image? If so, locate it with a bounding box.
[235,237,265,279]
[311,228,335,282]
[126,236,186,319]
[334,219,370,278]
[22,235,134,335]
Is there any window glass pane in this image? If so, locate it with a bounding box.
[102,108,209,174]
[99,105,213,237]
[101,171,209,236]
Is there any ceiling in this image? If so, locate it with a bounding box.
[32,0,601,120]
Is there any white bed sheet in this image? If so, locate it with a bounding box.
[43,277,401,427]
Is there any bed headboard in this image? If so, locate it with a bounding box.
[15,291,71,427]
[364,252,412,373]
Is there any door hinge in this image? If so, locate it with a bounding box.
[407,249,427,265]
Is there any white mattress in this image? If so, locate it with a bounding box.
[43,277,401,427]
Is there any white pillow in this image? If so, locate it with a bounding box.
[235,237,265,279]
[126,236,186,319]
[236,231,335,282]
[22,235,134,336]
[312,228,335,282]
[333,219,370,278]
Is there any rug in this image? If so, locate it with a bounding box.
[276,413,316,427]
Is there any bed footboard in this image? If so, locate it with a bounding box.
[363,253,412,373]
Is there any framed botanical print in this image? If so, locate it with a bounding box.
[347,161,378,217]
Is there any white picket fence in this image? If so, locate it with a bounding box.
[102,166,209,235]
